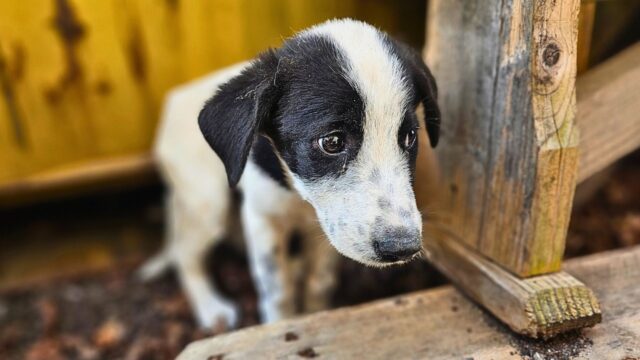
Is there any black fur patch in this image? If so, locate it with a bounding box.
[198,51,281,187]
[252,135,289,189]
[265,34,365,182]
[287,230,304,257]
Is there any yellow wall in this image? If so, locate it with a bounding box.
[0,0,425,187]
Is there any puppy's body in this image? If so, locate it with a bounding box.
[140,64,337,326]
[140,19,440,327]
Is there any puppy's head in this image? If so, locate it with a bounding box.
[199,19,440,267]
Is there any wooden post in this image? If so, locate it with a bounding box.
[425,0,580,276]
[420,0,602,336]
[423,224,600,338]
[417,41,640,339]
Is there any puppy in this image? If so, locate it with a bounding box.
[139,19,440,328]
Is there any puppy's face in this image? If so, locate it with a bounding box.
[199,20,440,267]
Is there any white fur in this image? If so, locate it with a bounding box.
[239,161,329,321]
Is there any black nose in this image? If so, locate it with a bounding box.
[372,227,421,263]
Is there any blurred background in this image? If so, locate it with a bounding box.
[0,0,639,359]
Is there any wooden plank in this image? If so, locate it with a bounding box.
[0,154,156,207]
[178,246,639,360]
[576,41,640,183]
[422,224,600,339]
[424,0,581,276]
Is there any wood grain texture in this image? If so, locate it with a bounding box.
[424,0,581,276]
[178,246,639,360]
[423,224,600,339]
[576,42,640,183]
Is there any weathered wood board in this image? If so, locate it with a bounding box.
[425,0,581,276]
[576,41,640,183]
[423,224,601,339]
[178,246,640,360]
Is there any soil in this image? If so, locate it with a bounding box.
[0,151,638,359]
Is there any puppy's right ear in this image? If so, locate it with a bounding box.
[198,51,280,187]
[387,38,441,148]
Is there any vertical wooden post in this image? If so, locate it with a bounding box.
[419,1,601,337]
[425,0,580,276]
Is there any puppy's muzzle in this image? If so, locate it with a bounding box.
[372,226,421,263]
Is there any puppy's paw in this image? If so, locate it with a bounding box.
[194,296,239,330]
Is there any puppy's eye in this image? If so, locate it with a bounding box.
[403,129,417,150]
[318,132,346,155]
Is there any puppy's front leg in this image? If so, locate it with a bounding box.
[170,193,238,328]
[241,203,296,323]
[175,251,238,328]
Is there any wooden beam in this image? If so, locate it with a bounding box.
[422,224,600,339]
[576,41,640,183]
[177,246,639,359]
[425,0,581,276]
[0,153,157,207]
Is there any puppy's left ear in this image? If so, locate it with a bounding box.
[198,50,281,186]
[389,38,441,147]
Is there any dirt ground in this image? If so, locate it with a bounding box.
[0,151,638,360]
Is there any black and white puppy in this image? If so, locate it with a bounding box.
[140,19,440,328]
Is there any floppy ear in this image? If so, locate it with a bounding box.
[390,39,441,147]
[198,50,280,186]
